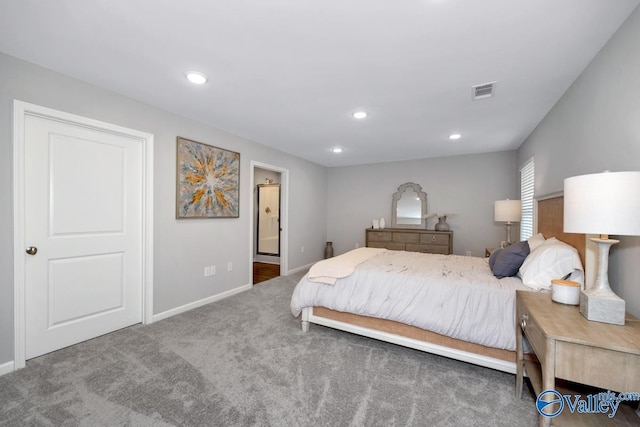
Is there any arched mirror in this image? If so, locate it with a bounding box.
[391,182,428,229]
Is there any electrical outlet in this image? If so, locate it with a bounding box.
[355,242,360,248]
[466,250,471,256]
[227,262,232,271]
[301,246,305,253]
[211,265,216,275]
[204,266,210,277]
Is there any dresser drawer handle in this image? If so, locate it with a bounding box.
[520,313,528,331]
[431,236,437,241]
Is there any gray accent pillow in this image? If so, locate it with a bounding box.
[488,248,502,270]
[490,241,530,279]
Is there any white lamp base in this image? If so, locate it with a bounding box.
[579,237,625,325]
[505,222,514,245]
[579,289,625,325]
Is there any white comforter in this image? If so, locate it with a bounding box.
[291,250,532,351]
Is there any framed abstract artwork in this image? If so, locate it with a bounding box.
[176,137,240,218]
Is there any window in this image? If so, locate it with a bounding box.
[520,158,535,241]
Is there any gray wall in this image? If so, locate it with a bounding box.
[326,150,519,257]
[517,7,640,317]
[0,53,327,365]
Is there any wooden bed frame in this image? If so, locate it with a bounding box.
[300,195,586,374]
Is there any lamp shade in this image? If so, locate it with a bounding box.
[494,200,521,222]
[564,171,640,236]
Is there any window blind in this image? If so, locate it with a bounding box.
[520,158,535,241]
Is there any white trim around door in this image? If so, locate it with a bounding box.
[12,100,154,371]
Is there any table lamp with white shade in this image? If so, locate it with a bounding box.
[564,171,640,325]
[494,199,521,245]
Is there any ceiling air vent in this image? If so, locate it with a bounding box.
[472,82,496,100]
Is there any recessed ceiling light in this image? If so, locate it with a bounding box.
[332,147,343,153]
[353,111,367,119]
[186,71,207,85]
[449,133,462,140]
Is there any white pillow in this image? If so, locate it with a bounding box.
[527,233,546,252]
[519,238,584,290]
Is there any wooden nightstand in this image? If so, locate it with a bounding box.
[516,291,640,426]
[485,247,497,258]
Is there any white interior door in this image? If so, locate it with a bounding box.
[24,113,144,359]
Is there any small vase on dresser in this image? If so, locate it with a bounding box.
[435,216,450,231]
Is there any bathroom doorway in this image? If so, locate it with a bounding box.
[251,164,287,284]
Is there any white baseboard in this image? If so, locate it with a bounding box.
[152,283,252,322]
[0,360,15,376]
[285,262,314,275]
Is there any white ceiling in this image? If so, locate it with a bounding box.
[1,1,638,167]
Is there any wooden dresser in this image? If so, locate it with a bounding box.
[365,228,453,254]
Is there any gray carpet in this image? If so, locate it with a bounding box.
[1,271,538,426]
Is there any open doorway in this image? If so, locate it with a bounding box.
[251,162,288,285]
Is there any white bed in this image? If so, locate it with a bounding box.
[292,250,530,351]
[291,196,586,373]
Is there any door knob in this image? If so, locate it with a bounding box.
[26,246,38,255]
